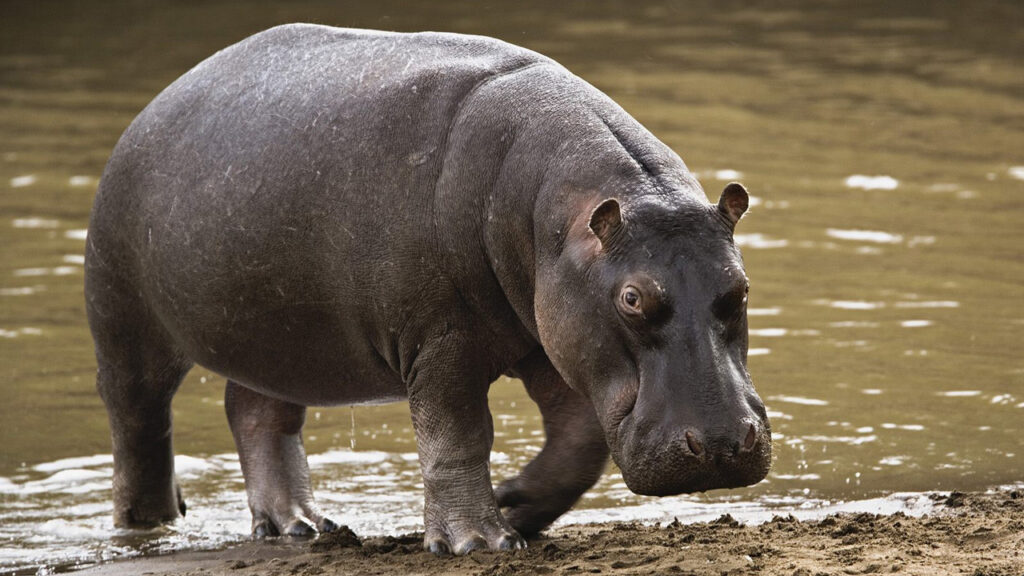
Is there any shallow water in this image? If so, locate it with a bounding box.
[1,1,1022,573]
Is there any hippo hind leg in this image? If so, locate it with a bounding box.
[495,348,609,536]
[89,283,192,527]
[224,381,339,537]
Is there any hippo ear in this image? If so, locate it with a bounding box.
[589,198,622,247]
[717,182,749,227]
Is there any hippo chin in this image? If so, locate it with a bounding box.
[85,24,771,556]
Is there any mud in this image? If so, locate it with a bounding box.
[74,490,1024,576]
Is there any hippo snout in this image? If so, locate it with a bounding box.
[683,419,764,458]
[614,412,772,497]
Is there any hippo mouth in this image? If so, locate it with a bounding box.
[603,365,772,497]
[604,378,639,448]
[612,408,773,497]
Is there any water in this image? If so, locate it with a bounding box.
[1,0,1022,573]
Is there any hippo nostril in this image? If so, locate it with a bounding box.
[685,430,703,456]
[742,423,757,453]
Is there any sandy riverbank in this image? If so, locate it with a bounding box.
[75,490,1023,576]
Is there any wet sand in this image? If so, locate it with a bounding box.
[76,489,1023,576]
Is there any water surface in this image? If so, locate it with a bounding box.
[1,1,1022,573]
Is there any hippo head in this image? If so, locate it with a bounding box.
[536,182,770,496]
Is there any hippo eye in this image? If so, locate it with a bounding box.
[621,285,642,313]
[713,281,749,322]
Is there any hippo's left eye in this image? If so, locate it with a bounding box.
[713,281,749,322]
[621,285,642,314]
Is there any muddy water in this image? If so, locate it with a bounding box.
[1,0,1022,573]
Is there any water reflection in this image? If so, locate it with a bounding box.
[843,175,899,191]
[0,448,952,573]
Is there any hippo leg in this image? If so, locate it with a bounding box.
[225,381,339,537]
[407,341,526,556]
[92,303,192,528]
[495,349,609,536]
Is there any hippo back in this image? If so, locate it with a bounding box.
[87,25,556,400]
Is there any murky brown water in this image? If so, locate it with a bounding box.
[2,0,1022,573]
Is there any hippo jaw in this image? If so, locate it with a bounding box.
[597,371,772,497]
[610,403,772,496]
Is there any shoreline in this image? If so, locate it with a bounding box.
[69,489,1023,576]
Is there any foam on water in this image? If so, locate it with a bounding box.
[713,169,743,180]
[844,175,899,190]
[826,228,904,244]
[734,233,789,249]
[9,175,37,188]
[697,168,744,181]
[12,218,59,229]
[37,469,109,485]
[174,455,221,477]
[0,327,43,339]
[768,395,829,406]
[557,491,936,528]
[749,328,788,337]
[830,321,880,328]
[33,455,113,473]
[937,390,982,397]
[990,394,1016,406]
[773,474,822,481]
[894,300,959,308]
[12,266,79,277]
[0,286,45,296]
[827,300,885,310]
[0,447,956,574]
[307,449,392,466]
[900,320,932,327]
[881,423,925,431]
[69,175,96,187]
[802,434,878,445]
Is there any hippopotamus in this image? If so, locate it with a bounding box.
[84,24,771,555]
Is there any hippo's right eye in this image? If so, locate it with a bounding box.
[617,277,669,325]
[621,285,642,314]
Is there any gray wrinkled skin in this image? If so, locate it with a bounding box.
[85,24,770,556]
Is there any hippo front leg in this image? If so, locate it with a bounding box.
[225,381,339,537]
[496,348,609,536]
[407,342,526,556]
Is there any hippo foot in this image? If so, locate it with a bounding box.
[498,349,610,537]
[114,480,188,529]
[249,503,340,539]
[495,476,582,537]
[225,381,340,540]
[423,516,526,556]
